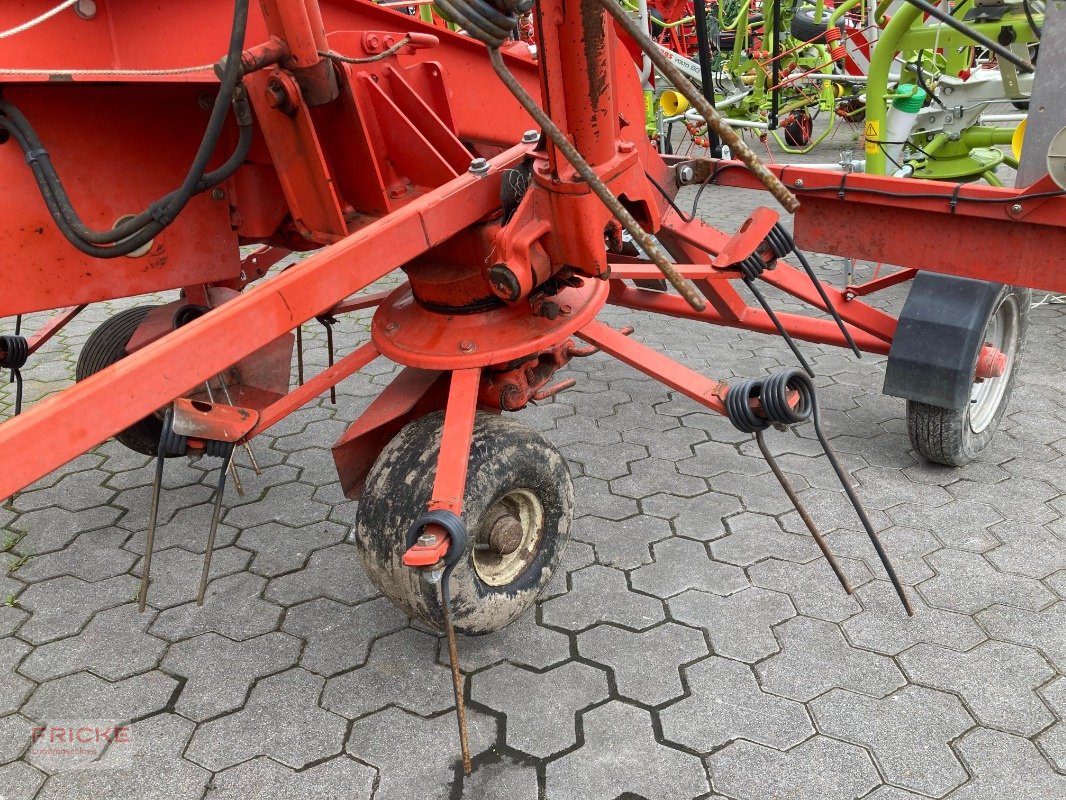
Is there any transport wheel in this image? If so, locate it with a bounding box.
[791,5,844,41]
[907,286,1030,466]
[355,410,574,635]
[782,110,813,147]
[75,306,170,457]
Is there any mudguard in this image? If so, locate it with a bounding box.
[882,273,1002,410]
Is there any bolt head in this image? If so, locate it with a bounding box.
[459,340,477,353]
[383,321,399,335]
[417,533,437,547]
[211,188,225,201]
[618,140,636,153]
[678,165,695,184]
[469,157,490,177]
[1011,203,1023,213]
[794,179,804,188]
[423,568,443,584]
[522,129,540,144]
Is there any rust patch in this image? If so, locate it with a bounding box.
[580,0,608,116]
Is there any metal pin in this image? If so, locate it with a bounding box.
[296,325,305,386]
[755,430,853,593]
[441,592,472,775]
[139,439,168,612]
[217,374,261,476]
[203,381,244,496]
[197,447,234,606]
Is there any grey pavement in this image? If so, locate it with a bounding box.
[2,120,1065,800]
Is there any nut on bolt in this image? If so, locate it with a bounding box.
[469,157,490,177]
[678,165,695,184]
[522,129,541,144]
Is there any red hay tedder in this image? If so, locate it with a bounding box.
[1,0,1064,768]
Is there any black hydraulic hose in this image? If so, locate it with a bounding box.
[693,0,721,154]
[901,0,1035,72]
[0,0,250,256]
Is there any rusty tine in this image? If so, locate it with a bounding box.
[755,430,853,594]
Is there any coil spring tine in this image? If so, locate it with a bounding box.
[809,406,915,616]
[217,374,261,476]
[203,380,244,497]
[139,410,173,612]
[296,325,305,386]
[744,278,815,377]
[726,371,914,615]
[197,445,234,606]
[755,430,853,593]
[441,576,472,775]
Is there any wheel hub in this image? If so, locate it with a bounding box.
[472,489,545,586]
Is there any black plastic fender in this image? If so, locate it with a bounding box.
[882,273,1003,410]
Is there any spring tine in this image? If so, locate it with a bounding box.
[296,325,305,386]
[441,581,472,775]
[791,247,862,358]
[324,321,336,404]
[139,443,168,612]
[755,430,853,594]
[217,375,261,476]
[810,408,915,616]
[197,446,234,606]
[745,278,815,377]
[14,314,21,336]
[12,369,23,416]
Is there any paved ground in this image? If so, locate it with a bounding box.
[2,119,1066,800]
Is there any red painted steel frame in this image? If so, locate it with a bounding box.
[702,161,1066,293]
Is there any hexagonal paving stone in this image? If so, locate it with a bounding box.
[283,596,405,677]
[899,640,1056,736]
[823,524,938,586]
[323,629,455,720]
[135,545,251,610]
[812,686,974,796]
[439,608,571,672]
[185,668,346,771]
[576,622,708,705]
[0,636,34,716]
[708,735,880,800]
[471,661,608,758]
[149,572,282,642]
[264,543,377,606]
[709,512,821,567]
[669,587,795,663]
[977,601,1066,672]
[8,506,124,557]
[545,701,709,800]
[951,727,1066,800]
[15,528,136,583]
[985,520,1066,580]
[236,520,348,577]
[630,537,748,599]
[0,761,46,800]
[919,549,1056,614]
[842,580,987,656]
[22,671,176,724]
[641,491,743,541]
[571,514,672,569]
[757,616,906,701]
[161,631,302,721]
[221,480,334,529]
[540,565,664,632]
[17,575,137,645]
[19,604,166,682]
[748,556,869,623]
[660,656,812,753]
[35,714,209,800]
[347,706,497,800]
[209,755,375,800]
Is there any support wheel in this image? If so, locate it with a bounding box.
[907,285,1030,466]
[791,6,844,42]
[355,410,574,635]
[782,110,813,147]
[75,306,169,457]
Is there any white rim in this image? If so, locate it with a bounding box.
[969,294,1019,434]
[471,489,544,587]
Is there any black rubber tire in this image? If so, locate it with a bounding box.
[354,411,574,635]
[650,7,667,37]
[791,6,844,41]
[906,285,1030,466]
[75,306,168,457]
[782,110,813,147]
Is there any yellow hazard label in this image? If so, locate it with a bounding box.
[864,120,879,155]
